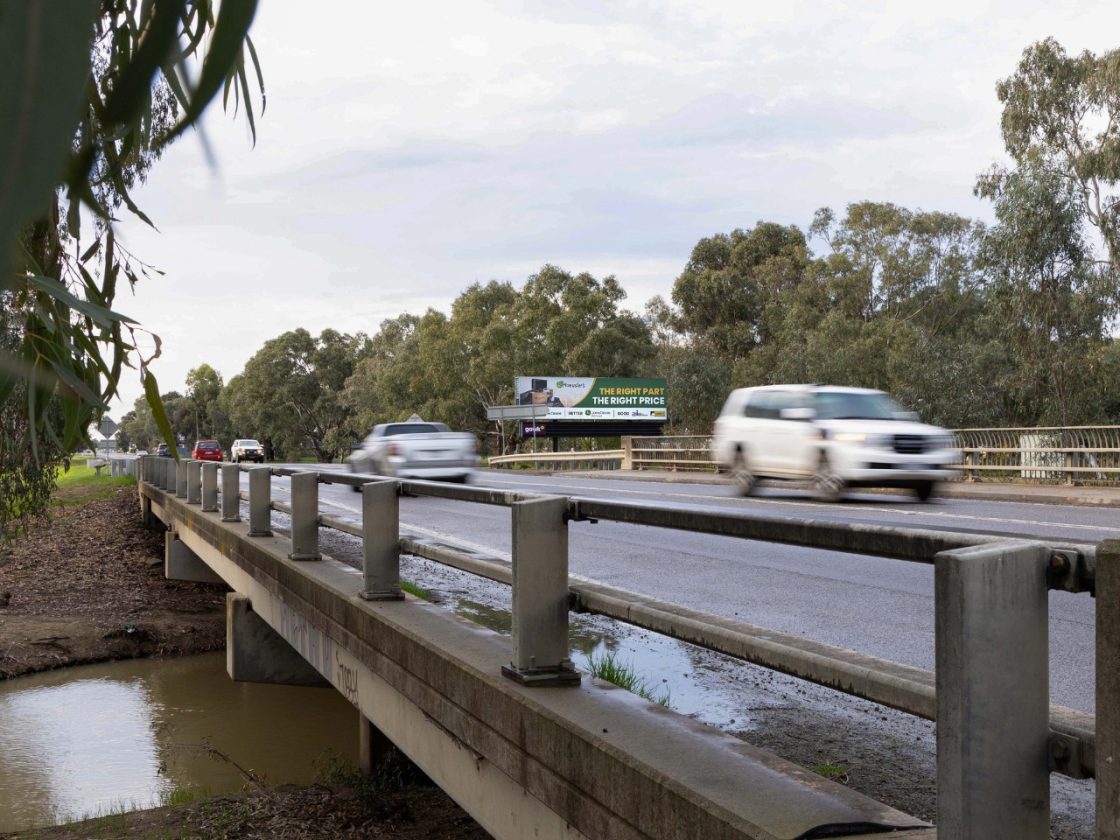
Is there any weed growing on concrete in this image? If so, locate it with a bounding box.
[400,579,430,600]
[587,649,672,707]
[812,760,850,783]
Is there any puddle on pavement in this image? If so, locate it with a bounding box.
[453,596,746,724]
[0,653,357,833]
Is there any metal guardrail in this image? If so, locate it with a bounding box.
[488,427,1120,485]
[138,455,1113,838]
[487,449,624,470]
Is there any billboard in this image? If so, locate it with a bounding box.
[515,376,667,421]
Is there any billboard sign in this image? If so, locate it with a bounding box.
[515,376,667,421]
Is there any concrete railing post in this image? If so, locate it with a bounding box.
[187,460,202,504]
[248,467,273,537]
[175,459,188,498]
[201,463,218,512]
[502,496,580,686]
[162,458,174,492]
[1099,539,1120,839]
[360,480,402,600]
[621,436,633,470]
[288,472,321,561]
[221,465,241,522]
[935,541,1050,839]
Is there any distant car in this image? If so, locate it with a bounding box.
[191,439,223,462]
[230,438,265,464]
[156,443,172,457]
[710,385,957,501]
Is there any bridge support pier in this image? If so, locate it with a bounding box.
[359,714,417,779]
[165,531,224,584]
[226,593,328,686]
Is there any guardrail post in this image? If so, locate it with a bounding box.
[175,460,189,498]
[288,472,321,560]
[201,463,218,512]
[187,460,202,504]
[502,496,580,686]
[221,465,241,522]
[935,541,1049,839]
[248,467,273,537]
[1099,539,1120,839]
[360,480,402,600]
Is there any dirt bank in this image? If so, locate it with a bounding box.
[0,485,487,839]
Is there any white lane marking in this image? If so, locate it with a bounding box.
[319,494,511,560]
[477,476,1120,534]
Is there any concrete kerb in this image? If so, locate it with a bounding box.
[477,468,1120,507]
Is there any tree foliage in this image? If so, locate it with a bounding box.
[0,0,263,533]
[982,37,1120,268]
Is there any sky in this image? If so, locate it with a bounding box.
[106,0,1120,417]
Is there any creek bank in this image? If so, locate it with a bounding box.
[0,486,487,839]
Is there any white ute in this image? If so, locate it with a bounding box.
[230,439,265,463]
[710,385,957,501]
[347,418,479,485]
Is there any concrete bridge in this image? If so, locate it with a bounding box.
[136,456,1116,839]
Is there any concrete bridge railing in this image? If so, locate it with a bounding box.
[137,455,1116,839]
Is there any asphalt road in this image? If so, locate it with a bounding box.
[271,467,1113,714]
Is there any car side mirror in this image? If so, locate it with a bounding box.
[779,407,816,421]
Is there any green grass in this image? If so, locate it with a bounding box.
[586,649,672,707]
[812,760,849,782]
[400,579,431,600]
[54,460,135,504]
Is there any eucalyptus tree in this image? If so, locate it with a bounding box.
[982,38,1120,270]
[185,363,225,440]
[223,329,367,462]
[513,264,654,375]
[1,1,263,532]
[977,159,1115,426]
[671,222,809,363]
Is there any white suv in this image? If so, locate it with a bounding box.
[710,385,957,501]
[230,439,265,464]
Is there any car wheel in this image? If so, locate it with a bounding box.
[913,480,935,502]
[730,451,756,496]
[812,453,845,502]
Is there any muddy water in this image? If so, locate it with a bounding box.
[0,653,357,833]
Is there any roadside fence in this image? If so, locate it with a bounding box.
[487,426,1120,485]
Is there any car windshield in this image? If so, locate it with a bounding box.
[196,441,219,449]
[814,391,906,420]
[239,440,260,447]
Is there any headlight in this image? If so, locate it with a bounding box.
[833,432,890,447]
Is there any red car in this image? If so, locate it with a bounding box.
[191,439,223,461]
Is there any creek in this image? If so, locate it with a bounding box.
[0,653,357,833]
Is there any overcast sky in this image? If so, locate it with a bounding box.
[107,0,1120,417]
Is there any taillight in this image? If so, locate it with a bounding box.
[388,443,400,456]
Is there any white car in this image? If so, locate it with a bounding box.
[230,438,265,463]
[710,385,957,501]
[347,420,479,485]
